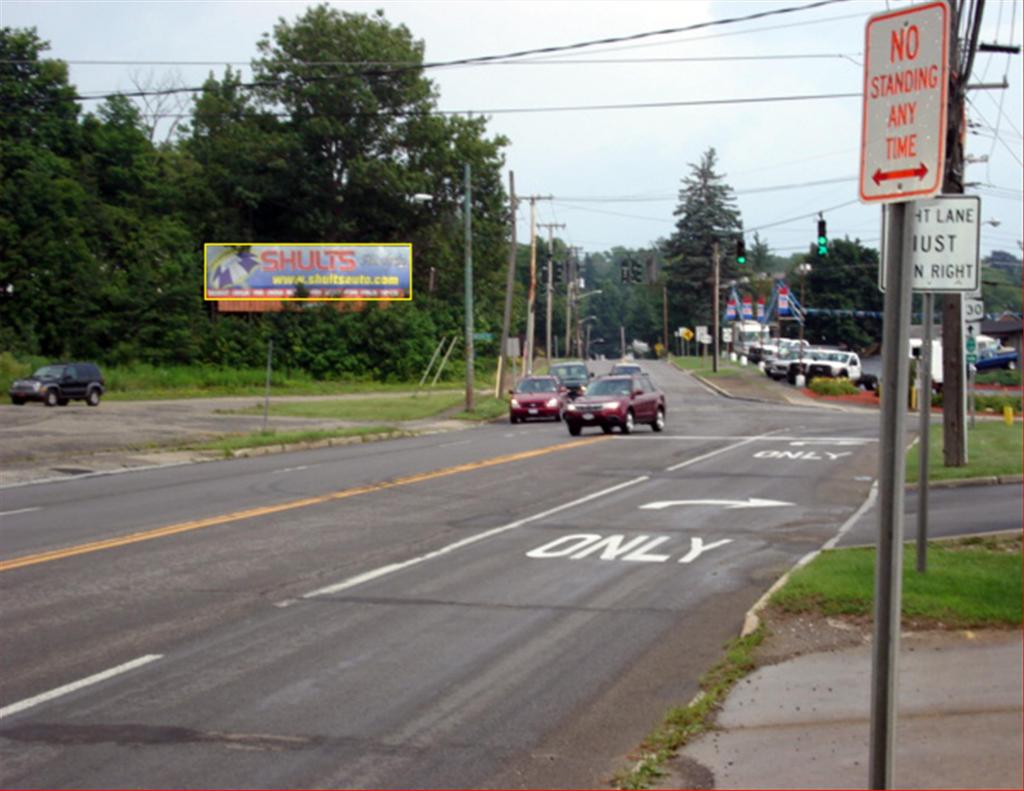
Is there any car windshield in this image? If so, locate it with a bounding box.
[31,365,65,380]
[551,365,587,380]
[587,378,633,396]
[517,378,557,393]
[612,365,640,374]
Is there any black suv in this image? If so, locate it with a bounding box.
[9,362,105,407]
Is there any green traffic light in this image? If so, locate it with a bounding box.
[737,255,746,265]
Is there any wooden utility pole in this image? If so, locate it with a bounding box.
[498,171,517,396]
[463,163,474,413]
[662,282,669,358]
[538,222,565,363]
[522,196,553,375]
[566,247,582,358]
[941,0,971,466]
[712,241,721,373]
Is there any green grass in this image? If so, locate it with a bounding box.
[671,355,743,378]
[0,354,488,401]
[188,425,400,455]
[612,628,766,789]
[977,369,1021,386]
[452,395,509,421]
[771,536,1022,628]
[224,392,466,422]
[907,420,1023,482]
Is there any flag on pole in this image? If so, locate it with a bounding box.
[741,295,753,320]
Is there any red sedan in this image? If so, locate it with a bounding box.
[509,376,563,423]
[563,374,666,435]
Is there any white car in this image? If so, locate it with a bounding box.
[805,350,863,383]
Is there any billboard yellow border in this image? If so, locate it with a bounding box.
[203,243,414,302]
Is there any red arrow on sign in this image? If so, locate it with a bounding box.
[872,162,929,185]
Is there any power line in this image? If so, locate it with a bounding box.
[19,51,863,68]
[23,0,855,104]
[57,91,859,119]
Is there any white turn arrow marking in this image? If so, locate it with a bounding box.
[641,498,793,511]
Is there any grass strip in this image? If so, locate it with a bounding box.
[223,393,465,422]
[189,425,400,456]
[907,420,1022,483]
[771,536,1022,628]
[615,536,1019,788]
[451,395,509,421]
[612,628,766,789]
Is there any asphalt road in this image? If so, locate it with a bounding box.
[0,360,982,788]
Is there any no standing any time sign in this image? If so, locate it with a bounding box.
[859,1,949,203]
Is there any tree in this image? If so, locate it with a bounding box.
[662,147,743,328]
[802,238,883,351]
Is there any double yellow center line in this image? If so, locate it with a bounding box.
[1,436,611,573]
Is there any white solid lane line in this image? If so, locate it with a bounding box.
[302,475,650,599]
[0,507,41,518]
[0,654,163,719]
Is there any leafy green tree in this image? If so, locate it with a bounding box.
[662,147,743,329]
[802,238,883,351]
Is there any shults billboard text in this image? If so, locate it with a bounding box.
[205,244,412,301]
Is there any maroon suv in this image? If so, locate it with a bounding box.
[509,376,563,423]
[564,374,666,436]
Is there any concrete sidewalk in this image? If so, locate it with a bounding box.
[661,617,1022,790]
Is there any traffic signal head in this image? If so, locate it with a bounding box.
[620,260,629,284]
[553,261,563,284]
[631,259,644,283]
[736,238,746,266]
[816,218,828,256]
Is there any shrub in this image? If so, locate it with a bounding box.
[809,377,860,396]
[976,369,1021,387]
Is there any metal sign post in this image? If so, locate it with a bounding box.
[917,293,933,573]
[871,203,915,789]
[859,3,949,788]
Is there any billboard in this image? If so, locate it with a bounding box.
[204,243,412,301]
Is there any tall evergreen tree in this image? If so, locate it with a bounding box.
[662,147,742,328]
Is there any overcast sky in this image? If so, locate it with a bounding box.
[5,0,1022,262]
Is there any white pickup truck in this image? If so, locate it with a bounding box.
[804,350,865,385]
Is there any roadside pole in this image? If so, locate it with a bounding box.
[858,4,951,787]
[538,222,565,363]
[712,240,720,373]
[870,203,914,789]
[525,198,537,375]
[917,292,933,573]
[262,339,273,434]
[463,163,474,413]
[498,172,517,397]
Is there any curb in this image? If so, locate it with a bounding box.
[688,372,781,405]
[229,429,420,457]
[906,473,1022,489]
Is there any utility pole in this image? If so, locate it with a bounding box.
[498,171,517,396]
[712,240,721,373]
[566,247,582,359]
[940,0,967,466]
[522,195,553,375]
[662,282,669,358]
[463,163,474,413]
[538,222,565,363]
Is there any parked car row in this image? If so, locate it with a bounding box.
[508,361,667,436]
[758,344,877,390]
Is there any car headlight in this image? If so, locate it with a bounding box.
[510,398,519,408]
[546,398,559,408]
[603,401,620,410]
[566,403,577,412]
[30,382,41,391]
